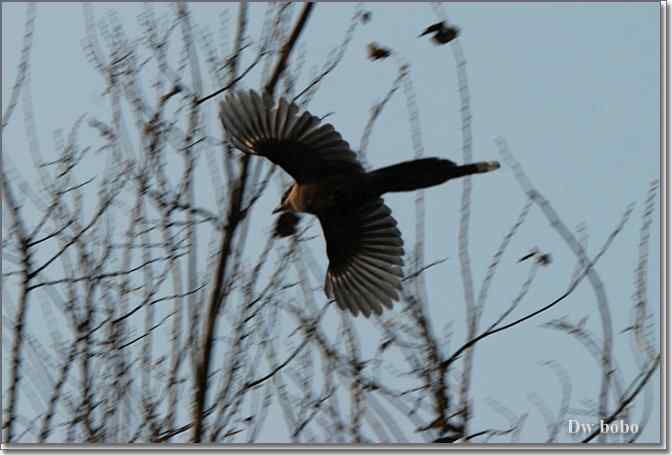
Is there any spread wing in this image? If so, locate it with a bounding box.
[219,90,364,183]
[319,199,404,317]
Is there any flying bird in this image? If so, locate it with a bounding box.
[518,247,552,266]
[419,21,459,45]
[219,90,499,317]
[367,42,392,61]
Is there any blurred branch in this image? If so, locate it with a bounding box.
[358,67,405,165]
[195,50,268,106]
[581,354,660,443]
[1,3,36,130]
[631,180,659,362]
[477,200,533,308]
[497,138,616,441]
[264,2,315,96]
[443,168,634,370]
[191,2,314,442]
[1,169,33,442]
[291,4,363,104]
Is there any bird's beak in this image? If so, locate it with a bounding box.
[272,205,283,214]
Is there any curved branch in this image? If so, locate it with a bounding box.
[443,199,634,369]
[582,354,660,443]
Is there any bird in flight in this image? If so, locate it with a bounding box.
[220,90,499,317]
[419,21,460,45]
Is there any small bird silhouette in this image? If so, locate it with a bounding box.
[419,21,460,45]
[367,42,392,61]
[518,247,552,266]
[220,90,499,317]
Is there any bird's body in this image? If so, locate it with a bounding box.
[419,21,460,45]
[220,90,499,317]
[281,177,349,216]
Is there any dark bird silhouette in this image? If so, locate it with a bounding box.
[220,90,499,317]
[419,21,459,45]
[518,247,552,266]
[367,42,392,61]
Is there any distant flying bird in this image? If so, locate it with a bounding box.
[419,21,459,45]
[518,247,552,266]
[367,42,392,61]
[220,90,499,317]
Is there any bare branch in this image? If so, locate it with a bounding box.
[582,354,660,443]
[1,3,36,130]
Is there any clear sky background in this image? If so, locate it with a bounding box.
[2,2,662,444]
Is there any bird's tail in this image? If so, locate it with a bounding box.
[364,157,499,195]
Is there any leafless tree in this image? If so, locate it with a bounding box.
[2,2,661,444]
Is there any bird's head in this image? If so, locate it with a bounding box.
[272,185,301,238]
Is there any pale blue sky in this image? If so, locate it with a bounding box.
[2,2,661,444]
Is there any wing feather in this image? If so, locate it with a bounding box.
[319,199,404,317]
[220,90,364,183]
